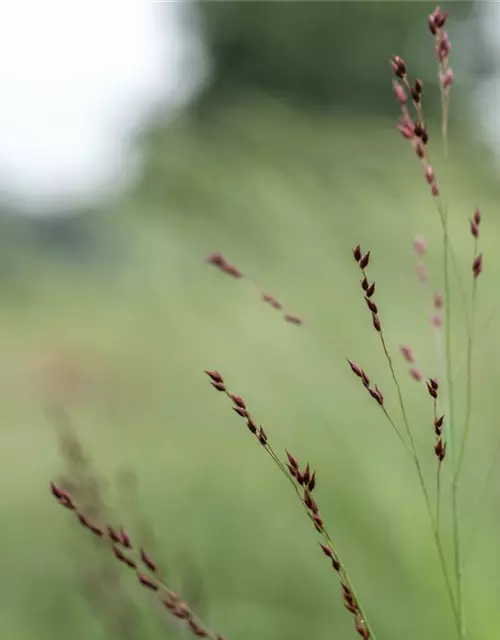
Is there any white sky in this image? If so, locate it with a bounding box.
[0,0,203,214]
[0,2,497,215]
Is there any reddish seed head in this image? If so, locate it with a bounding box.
[173,603,190,619]
[361,277,369,291]
[392,79,407,105]
[428,14,437,35]
[473,254,483,278]
[320,543,333,558]
[425,165,435,185]
[441,68,454,89]
[50,482,65,500]
[286,450,299,469]
[204,370,223,384]
[262,294,282,310]
[431,314,443,328]
[438,32,451,63]
[409,367,423,382]
[372,313,381,332]
[223,264,243,278]
[359,251,371,269]
[361,370,370,387]
[312,513,323,532]
[397,122,414,140]
[258,427,268,446]
[435,440,446,462]
[112,545,126,562]
[369,386,384,406]
[113,545,137,569]
[434,293,443,309]
[189,620,209,637]
[140,549,157,572]
[206,252,226,268]
[246,419,257,434]
[413,236,427,256]
[137,573,159,591]
[230,395,246,409]
[108,526,121,543]
[427,382,438,399]
[431,183,439,198]
[400,345,414,363]
[232,406,247,418]
[120,527,132,549]
[474,208,481,225]
[365,297,378,314]
[303,490,314,511]
[347,359,363,378]
[415,141,425,159]
[429,378,439,391]
[59,494,75,511]
[77,512,92,529]
[353,245,362,262]
[211,381,226,392]
[391,55,406,78]
[308,471,316,492]
[90,525,104,537]
[435,415,444,428]
[470,220,479,239]
[366,281,376,298]
[302,463,311,485]
[284,314,303,326]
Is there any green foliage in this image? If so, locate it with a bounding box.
[196,1,473,113]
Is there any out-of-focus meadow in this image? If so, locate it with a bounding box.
[2,2,500,639]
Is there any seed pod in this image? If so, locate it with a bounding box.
[137,573,159,591]
[347,359,363,378]
[365,297,378,314]
[140,549,157,572]
[359,251,371,269]
[366,282,376,298]
[204,370,223,384]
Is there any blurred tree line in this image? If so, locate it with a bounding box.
[130,2,483,218]
[194,1,477,115]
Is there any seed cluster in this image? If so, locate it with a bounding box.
[391,7,452,201]
[348,245,386,408]
[470,208,483,279]
[205,370,371,639]
[425,377,446,463]
[206,252,303,325]
[49,483,223,640]
[400,345,424,383]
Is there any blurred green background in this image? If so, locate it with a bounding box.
[2,2,500,639]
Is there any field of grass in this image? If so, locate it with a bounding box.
[2,100,500,640]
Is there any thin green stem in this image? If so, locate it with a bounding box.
[438,97,465,637]
[455,242,478,481]
[222,387,377,640]
[377,330,460,630]
[264,441,377,639]
[436,464,442,533]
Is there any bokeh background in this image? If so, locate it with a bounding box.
[2,2,500,639]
